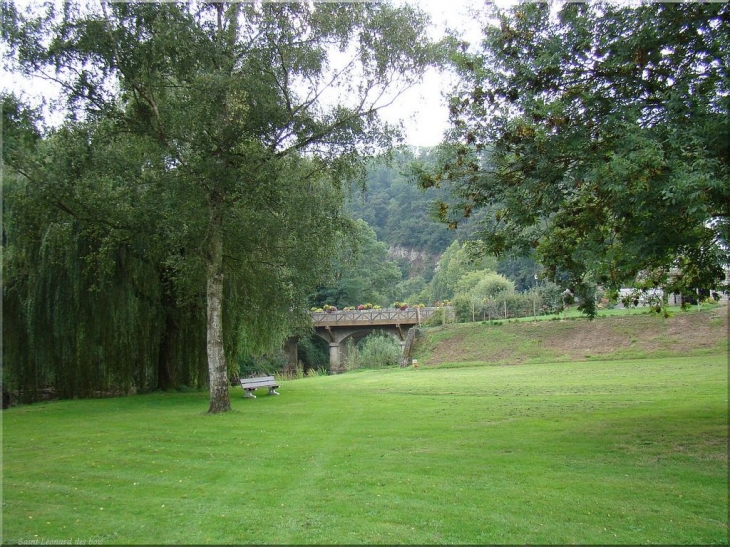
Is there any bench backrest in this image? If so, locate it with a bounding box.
[239,376,278,388]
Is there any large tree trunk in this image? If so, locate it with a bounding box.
[206,207,231,413]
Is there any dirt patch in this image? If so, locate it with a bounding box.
[538,309,727,360]
[426,333,468,364]
[539,319,634,357]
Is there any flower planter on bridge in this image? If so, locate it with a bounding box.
[311,307,438,328]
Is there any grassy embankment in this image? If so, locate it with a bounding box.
[3,306,727,544]
[413,304,728,366]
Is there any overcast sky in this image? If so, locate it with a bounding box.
[383,0,486,147]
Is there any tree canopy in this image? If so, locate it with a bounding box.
[427,240,498,304]
[420,1,729,317]
[312,219,402,309]
[2,1,436,410]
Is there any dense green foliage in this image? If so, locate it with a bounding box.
[421,2,730,317]
[3,96,347,402]
[312,219,402,309]
[3,99,206,400]
[2,2,435,409]
[427,240,497,303]
[343,332,402,370]
[348,149,458,256]
[337,152,550,308]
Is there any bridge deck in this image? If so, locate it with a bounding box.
[311,307,440,328]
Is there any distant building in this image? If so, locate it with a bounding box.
[616,266,729,307]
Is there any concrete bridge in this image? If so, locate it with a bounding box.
[286,307,447,372]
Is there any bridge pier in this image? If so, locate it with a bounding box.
[328,343,342,372]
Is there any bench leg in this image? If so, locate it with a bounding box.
[268,388,280,396]
[243,390,257,399]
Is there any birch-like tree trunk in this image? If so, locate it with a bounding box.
[205,205,231,413]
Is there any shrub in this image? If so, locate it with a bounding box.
[452,283,577,323]
[357,333,402,368]
[483,292,534,320]
[423,306,453,326]
[344,333,401,370]
[538,281,565,314]
[504,291,535,317]
[342,338,359,371]
[473,272,515,299]
[452,294,476,322]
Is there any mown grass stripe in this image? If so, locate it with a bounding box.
[3,354,727,544]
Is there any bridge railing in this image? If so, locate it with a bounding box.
[311,307,443,326]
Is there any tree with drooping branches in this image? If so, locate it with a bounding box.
[2,1,438,411]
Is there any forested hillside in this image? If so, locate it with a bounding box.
[310,147,543,308]
[347,148,457,257]
[309,147,462,309]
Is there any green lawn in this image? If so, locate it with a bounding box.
[3,355,728,544]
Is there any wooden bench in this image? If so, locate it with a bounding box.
[239,376,280,399]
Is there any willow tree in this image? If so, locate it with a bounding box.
[421,2,729,316]
[3,2,435,411]
[2,94,208,401]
